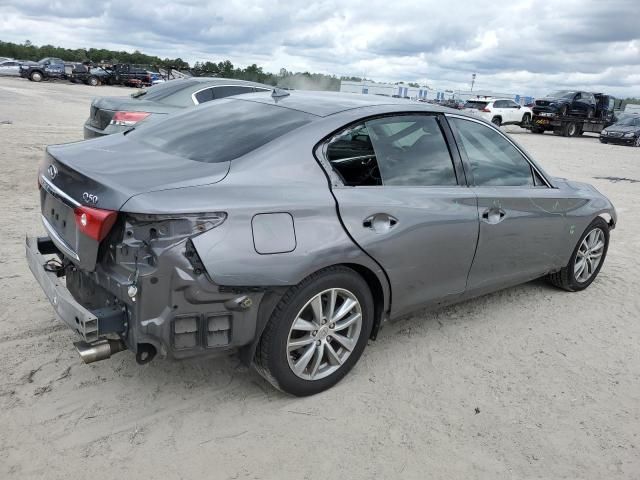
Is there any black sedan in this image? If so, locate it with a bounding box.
[600,115,640,146]
[84,77,272,138]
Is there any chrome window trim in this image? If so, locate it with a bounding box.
[41,214,80,261]
[40,175,81,208]
[445,113,553,188]
[191,85,268,105]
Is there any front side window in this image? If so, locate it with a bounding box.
[450,118,535,187]
[326,115,458,187]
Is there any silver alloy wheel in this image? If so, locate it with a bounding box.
[574,228,605,283]
[635,136,640,147]
[286,288,362,381]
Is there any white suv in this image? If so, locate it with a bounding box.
[463,98,532,127]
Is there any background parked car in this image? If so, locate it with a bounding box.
[0,59,22,76]
[600,115,640,146]
[533,91,597,118]
[463,98,532,127]
[84,77,272,138]
[19,57,66,82]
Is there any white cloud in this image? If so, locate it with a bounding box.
[0,0,638,97]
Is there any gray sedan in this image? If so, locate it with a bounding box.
[27,91,616,396]
[83,77,272,138]
[0,60,21,76]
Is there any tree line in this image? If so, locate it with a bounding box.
[0,40,368,91]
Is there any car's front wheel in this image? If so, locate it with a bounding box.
[254,266,373,396]
[520,113,531,127]
[547,217,610,291]
[30,71,43,82]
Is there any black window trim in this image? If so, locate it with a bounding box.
[444,113,554,189]
[318,112,466,189]
[191,84,270,105]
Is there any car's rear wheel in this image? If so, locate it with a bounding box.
[547,217,609,292]
[491,116,502,127]
[88,76,99,86]
[254,266,373,396]
[30,71,43,82]
[520,113,531,127]
[635,136,640,147]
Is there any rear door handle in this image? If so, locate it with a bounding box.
[481,208,506,224]
[363,213,398,233]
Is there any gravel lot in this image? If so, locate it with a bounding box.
[0,76,638,479]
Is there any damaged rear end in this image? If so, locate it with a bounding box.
[26,134,263,365]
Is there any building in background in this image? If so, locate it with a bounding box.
[340,81,534,105]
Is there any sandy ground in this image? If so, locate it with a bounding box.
[0,76,638,479]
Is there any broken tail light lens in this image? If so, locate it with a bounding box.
[74,206,118,242]
[110,111,150,126]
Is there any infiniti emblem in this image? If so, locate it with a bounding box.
[47,164,58,179]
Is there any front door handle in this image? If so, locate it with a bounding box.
[481,208,506,224]
[363,213,398,233]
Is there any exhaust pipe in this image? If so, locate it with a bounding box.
[74,339,126,364]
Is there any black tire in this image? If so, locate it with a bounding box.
[520,113,531,128]
[491,116,502,127]
[254,266,374,396]
[547,217,610,292]
[30,71,43,82]
[531,126,544,134]
[88,76,99,86]
[635,136,640,147]
[564,122,578,137]
[600,139,607,144]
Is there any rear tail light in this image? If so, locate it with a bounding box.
[110,111,150,126]
[74,206,118,242]
[481,107,491,112]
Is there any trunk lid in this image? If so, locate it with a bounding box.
[44,134,230,212]
[88,97,180,130]
[40,134,229,270]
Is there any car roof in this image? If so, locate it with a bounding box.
[229,90,450,117]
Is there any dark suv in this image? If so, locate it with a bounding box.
[533,91,597,118]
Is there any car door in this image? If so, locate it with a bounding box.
[325,113,479,317]
[492,100,507,122]
[571,92,587,115]
[504,100,522,123]
[447,115,569,293]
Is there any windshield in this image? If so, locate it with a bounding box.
[548,91,576,99]
[616,117,640,126]
[128,98,314,163]
[131,79,199,101]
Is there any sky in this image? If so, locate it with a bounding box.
[0,0,638,97]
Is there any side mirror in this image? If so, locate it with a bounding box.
[516,104,521,109]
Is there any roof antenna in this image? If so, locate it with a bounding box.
[271,88,290,101]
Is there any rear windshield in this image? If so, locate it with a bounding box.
[464,101,488,110]
[132,79,200,101]
[128,99,314,163]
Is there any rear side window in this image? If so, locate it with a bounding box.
[213,86,257,99]
[193,87,214,104]
[326,115,458,187]
[129,99,313,163]
[451,118,535,187]
[138,80,199,101]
